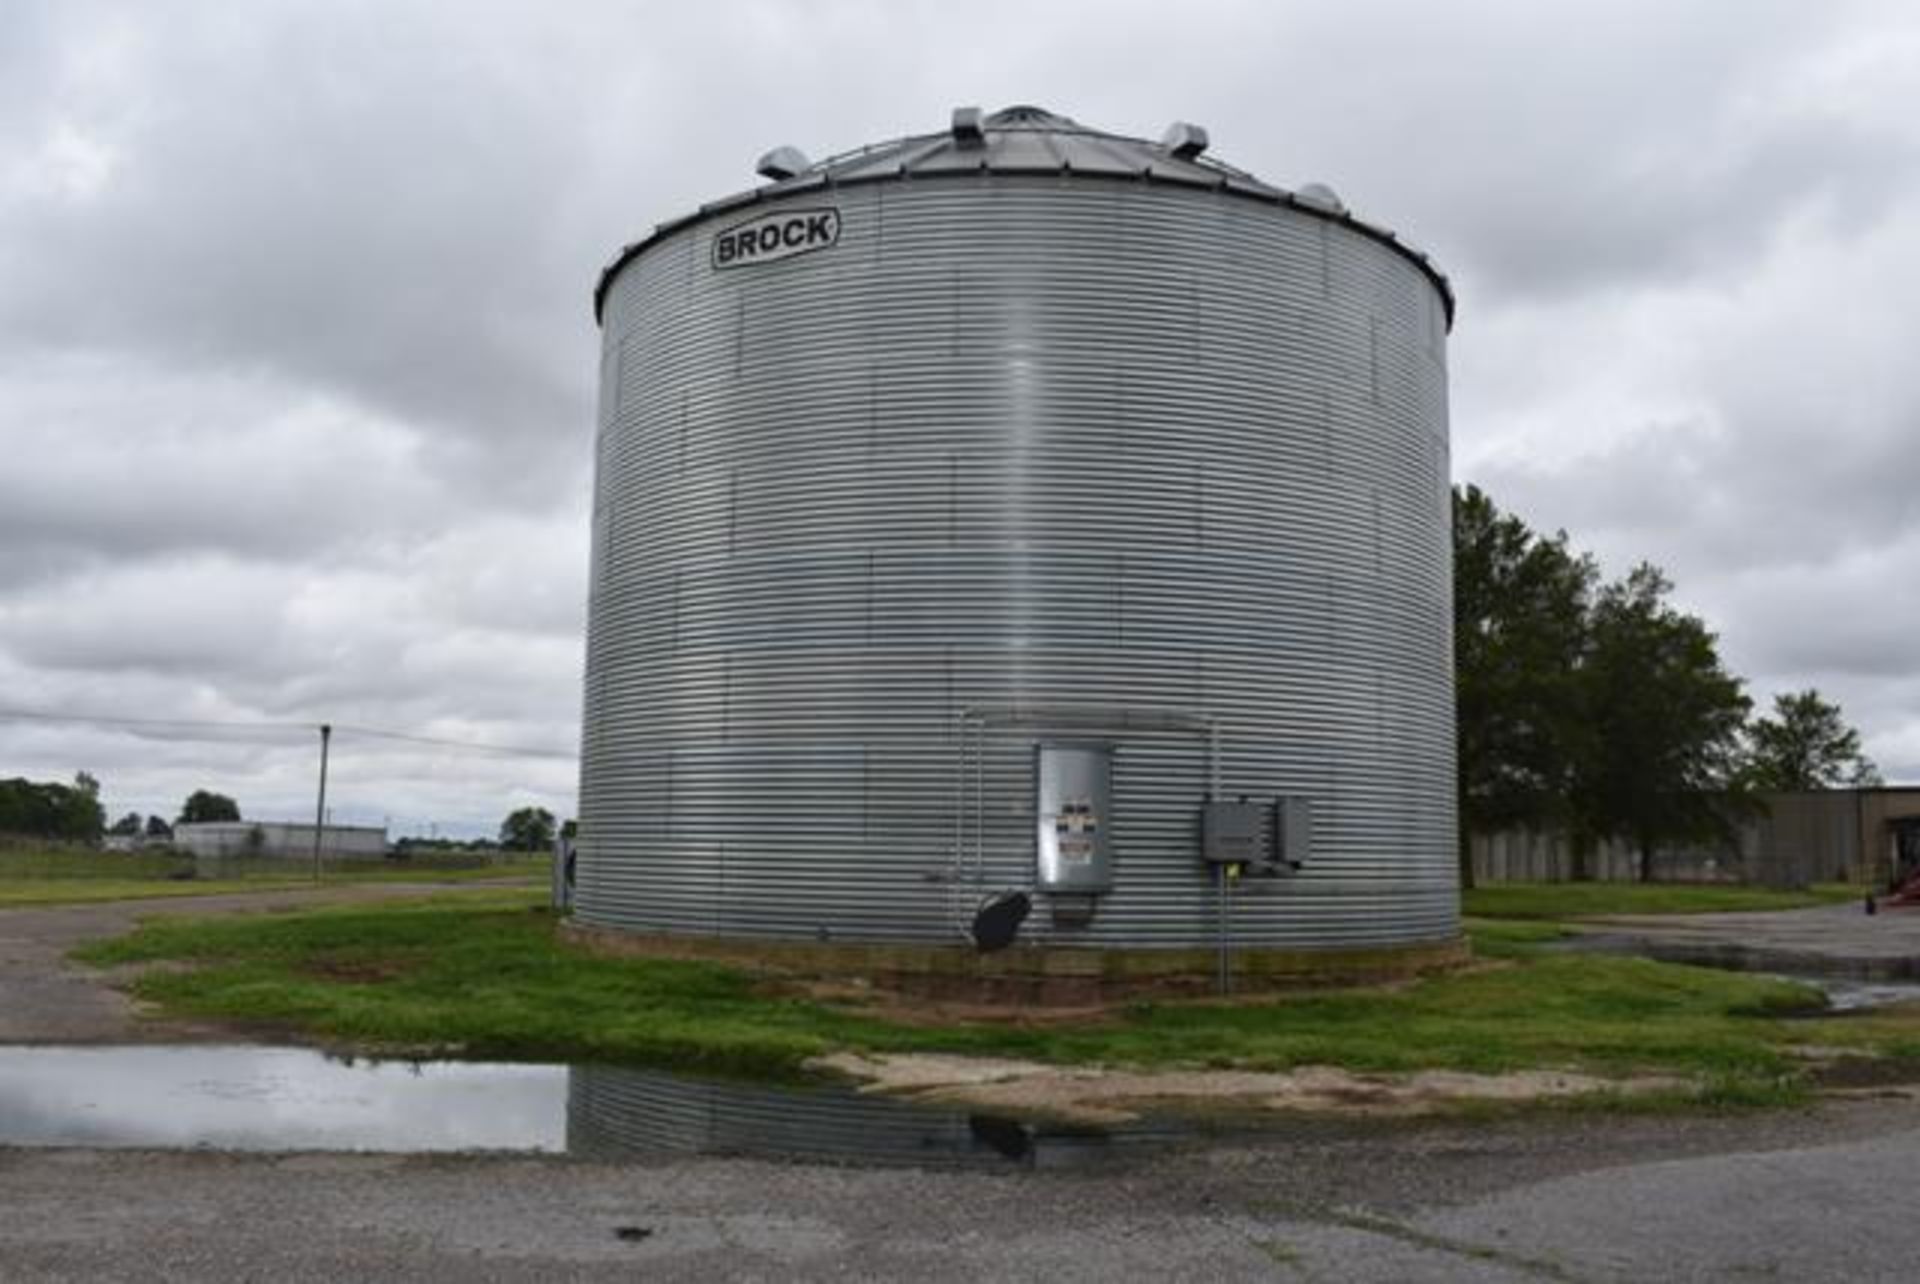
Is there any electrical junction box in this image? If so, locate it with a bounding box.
[1202,798,1311,873]
[1202,801,1271,866]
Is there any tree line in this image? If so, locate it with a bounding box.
[1455,484,1878,886]
[1,774,570,855]
[0,773,105,844]
[1,782,242,845]
[105,790,242,841]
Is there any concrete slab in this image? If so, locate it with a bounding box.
[1565,901,1920,979]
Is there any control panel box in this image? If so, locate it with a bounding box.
[1200,798,1311,873]
[1201,801,1272,866]
[1035,744,1114,894]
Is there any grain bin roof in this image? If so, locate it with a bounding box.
[593,105,1453,326]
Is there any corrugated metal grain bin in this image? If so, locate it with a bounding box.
[578,106,1458,973]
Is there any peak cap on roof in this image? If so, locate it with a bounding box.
[982,104,1080,126]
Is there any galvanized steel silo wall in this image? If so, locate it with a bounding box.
[581,161,1455,951]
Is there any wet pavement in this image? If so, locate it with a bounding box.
[1562,901,1920,980]
[0,1046,569,1153]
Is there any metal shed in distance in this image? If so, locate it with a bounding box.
[577,106,1460,993]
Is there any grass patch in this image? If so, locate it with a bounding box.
[1463,918,1570,958]
[1463,881,1861,920]
[0,847,547,906]
[0,878,319,906]
[72,893,1854,1097]
[0,849,196,880]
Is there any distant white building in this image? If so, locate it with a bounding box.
[173,821,388,861]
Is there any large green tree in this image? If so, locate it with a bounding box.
[1573,565,1751,882]
[178,790,241,824]
[500,806,556,853]
[64,772,105,843]
[1452,485,1595,887]
[1742,689,1880,790]
[0,774,105,843]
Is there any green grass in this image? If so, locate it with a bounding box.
[0,848,198,880]
[1,879,318,906]
[1463,881,1861,920]
[1458,917,1571,958]
[71,893,1857,1100]
[0,847,548,906]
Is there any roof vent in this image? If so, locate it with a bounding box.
[1161,121,1209,160]
[951,106,986,148]
[755,146,811,182]
[1295,182,1347,214]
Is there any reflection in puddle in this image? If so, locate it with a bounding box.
[0,1046,1167,1168]
[0,1046,566,1152]
[567,1064,1159,1170]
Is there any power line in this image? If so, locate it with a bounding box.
[330,724,575,760]
[0,707,576,761]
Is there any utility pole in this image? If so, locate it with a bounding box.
[312,723,332,884]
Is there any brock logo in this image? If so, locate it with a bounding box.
[712,208,841,269]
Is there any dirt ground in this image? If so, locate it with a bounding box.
[810,1052,1684,1122]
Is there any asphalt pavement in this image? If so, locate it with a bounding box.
[6,1096,1920,1281]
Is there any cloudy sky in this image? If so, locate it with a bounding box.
[3,0,1916,835]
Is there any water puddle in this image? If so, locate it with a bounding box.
[0,1045,1173,1168]
[0,1046,564,1153]
[1795,978,1920,1014]
[1557,935,1920,1013]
